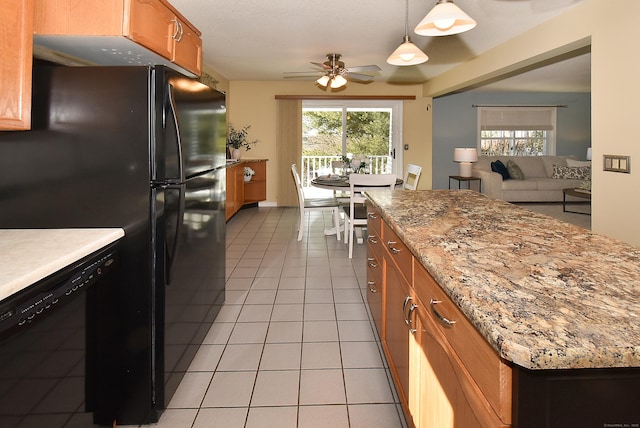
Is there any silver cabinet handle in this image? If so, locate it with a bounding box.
[430,299,456,328]
[407,303,418,334]
[367,211,378,219]
[367,280,377,293]
[402,295,412,326]
[172,19,184,42]
[368,236,378,244]
[367,257,377,268]
[387,241,401,254]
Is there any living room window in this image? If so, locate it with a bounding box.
[477,106,557,156]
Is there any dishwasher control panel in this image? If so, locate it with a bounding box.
[0,245,118,335]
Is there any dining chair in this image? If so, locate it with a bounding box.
[403,164,422,190]
[343,173,397,258]
[291,164,341,242]
[330,160,349,201]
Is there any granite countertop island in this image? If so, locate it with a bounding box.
[0,228,125,302]
[365,189,640,371]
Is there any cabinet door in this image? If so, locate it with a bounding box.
[171,19,202,76]
[383,256,413,420]
[127,0,174,59]
[415,297,508,428]
[1,0,33,130]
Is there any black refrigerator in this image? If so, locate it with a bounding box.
[0,64,226,425]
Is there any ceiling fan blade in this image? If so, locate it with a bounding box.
[345,72,375,81]
[345,65,381,73]
[283,71,323,75]
[311,61,331,70]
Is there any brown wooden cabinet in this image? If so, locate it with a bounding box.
[243,161,267,205]
[1,0,33,131]
[226,160,267,221]
[34,0,202,76]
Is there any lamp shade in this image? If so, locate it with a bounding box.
[330,75,347,89]
[453,148,478,163]
[414,0,477,36]
[316,75,330,87]
[387,36,429,66]
[586,147,592,161]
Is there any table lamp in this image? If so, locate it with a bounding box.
[454,148,478,177]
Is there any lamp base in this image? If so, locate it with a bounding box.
[458,162,473,177]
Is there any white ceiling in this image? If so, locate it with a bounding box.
[170,0,590,92]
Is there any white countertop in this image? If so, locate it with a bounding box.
[0,228,125,302]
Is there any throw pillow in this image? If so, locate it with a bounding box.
[552,165,591,180]
[506,160,525,180]
[566,159,592,167]
[491,160,510,180]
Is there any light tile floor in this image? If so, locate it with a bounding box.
[128,206,406,428]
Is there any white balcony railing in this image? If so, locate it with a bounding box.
[300,155,391,188]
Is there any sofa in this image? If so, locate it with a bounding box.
[472,155,590,202]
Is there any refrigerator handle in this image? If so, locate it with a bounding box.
[166,83,185,183]
[165,184,185,286]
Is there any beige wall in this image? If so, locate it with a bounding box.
[225,81,432,206]
[422,0,640,247]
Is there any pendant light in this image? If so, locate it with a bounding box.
[414,0,476,36]
[387,0,428,66]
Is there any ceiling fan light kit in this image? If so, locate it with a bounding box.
[414,0,477,36]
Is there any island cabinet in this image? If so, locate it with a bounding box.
[369,202,511,427]
[33,0,202,76]
[365,206,384,335]
[1,0,33,131]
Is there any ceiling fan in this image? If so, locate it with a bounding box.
[284,54,381,89]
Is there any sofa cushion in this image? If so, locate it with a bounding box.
[536,177,585,190]
[491,160,510,179]
[510,156,546,178]
[506,160,525,180]
[566,159,591,167]
[502,179,538,191]
[542,156,569,177]
[552,165,591,180]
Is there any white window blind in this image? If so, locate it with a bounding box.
[479,107,555,131]
[477,106,557,156]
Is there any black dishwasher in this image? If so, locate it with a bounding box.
[0,243,119,427]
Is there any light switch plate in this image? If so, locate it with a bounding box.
[603,155,631,173]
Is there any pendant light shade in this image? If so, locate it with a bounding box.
[387,0,428,66]
[387,35,429,66]
[415,0,476,36]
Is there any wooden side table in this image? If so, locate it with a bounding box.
[449,176,482,193]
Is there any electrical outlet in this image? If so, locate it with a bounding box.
[603,155,631,173]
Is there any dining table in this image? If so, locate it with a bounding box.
[310,174,403,243]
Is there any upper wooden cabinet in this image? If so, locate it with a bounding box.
[0,0,33,131]
[33,0,202,76]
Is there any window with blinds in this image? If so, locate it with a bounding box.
[477,106,557,156]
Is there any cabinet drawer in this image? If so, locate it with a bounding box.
[382,222,412,284]
[414,264,512,425]
[366,258,383,337]
[366,203,382,237]
[366,226,384,263]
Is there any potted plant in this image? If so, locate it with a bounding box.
[244,166,255,182]
[227,124,259,159]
